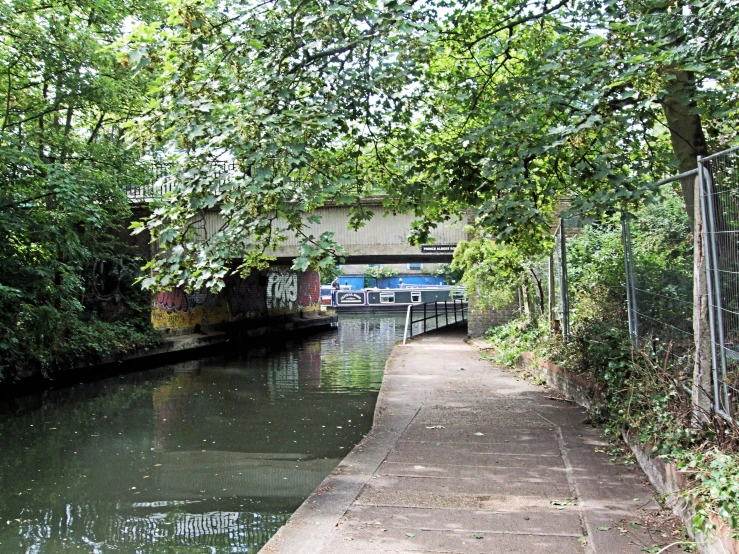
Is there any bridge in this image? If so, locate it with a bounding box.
[204,198,468,264]
[126,191,469,333]
[131,193,468,264]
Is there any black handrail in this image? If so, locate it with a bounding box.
[403,299,468,344]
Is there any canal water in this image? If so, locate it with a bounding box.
[0,314,405,554]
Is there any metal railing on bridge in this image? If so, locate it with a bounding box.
[124,162,386,202]
[402,299,468,345]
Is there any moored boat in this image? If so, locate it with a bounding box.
[332,286,466,313]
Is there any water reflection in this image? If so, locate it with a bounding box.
[0,314,404,553]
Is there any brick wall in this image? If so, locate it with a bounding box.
[297,270,320,309]
[467,295,519,337]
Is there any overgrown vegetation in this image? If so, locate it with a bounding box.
[0,0,163,381]
[432,263,465,286]
[116,0,739,292]
[481,189,739,540]
[4,0,737,379]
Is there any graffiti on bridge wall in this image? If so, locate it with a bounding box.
[266,269,321,312]
[266,271,298,312]
[152,269,322,331]
[225,270,267,319]
[151,288,229,330]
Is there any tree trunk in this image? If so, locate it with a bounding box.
[528,266,544,315]
[521,282,537,325]
[661,70,708,230]
[521,283,530,318]
[692,175,713,426]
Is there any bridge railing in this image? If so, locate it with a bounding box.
[124,161,387,202]
[402,299,468,344]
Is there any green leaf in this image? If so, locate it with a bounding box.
[578,34,606,47]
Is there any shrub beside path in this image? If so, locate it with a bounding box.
[261,330,686,554]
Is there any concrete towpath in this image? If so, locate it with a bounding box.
[260,330,681,554]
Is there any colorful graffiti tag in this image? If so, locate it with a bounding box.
[151,288,229,330]
[152,269,322,331]
[154,289,190,313]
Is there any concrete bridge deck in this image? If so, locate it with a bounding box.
[198,199,468,264]
[260,331,682,554]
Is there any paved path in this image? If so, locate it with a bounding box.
[261,330,677,554]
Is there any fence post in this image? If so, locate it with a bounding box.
[404,305,414,344]
[558,220,570,342]
[693,166,715,423]
[423,303,427,334]
[621,214,639,347]
[548,254,555,325]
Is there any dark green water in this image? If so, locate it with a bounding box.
[0,315,405,554]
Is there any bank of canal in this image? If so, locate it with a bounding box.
[0,314,406,553]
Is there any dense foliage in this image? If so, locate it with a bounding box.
[125,0,440,291]
[431,263,464,285]
[3,0,739,377]
[0,0,162,379]
[120,0,739,291]
[483,186,692,371]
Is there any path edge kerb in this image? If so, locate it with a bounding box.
[259,340,415,554]
[371,343,402,427]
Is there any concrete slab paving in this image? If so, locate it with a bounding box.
[355,488,576,511]
[342,505,583,535]
[259,330,682,554]
[385,441,564,467]
[320,525,584,553]
[358,473,574,498]
[378,461,568,485]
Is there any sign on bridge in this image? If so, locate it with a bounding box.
[420,245,457,254]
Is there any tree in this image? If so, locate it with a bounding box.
[432,263,464,285]
[383,0,738,256]
[0,0,162,378]
[127,0,738,290]
[126,0,440,292]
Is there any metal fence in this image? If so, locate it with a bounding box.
[123,161,386,202]
[700,145,739,421]
[549,183,695,378]
[518,146,739,423]
[622,184,695,380]
[123,162,240,202]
